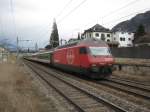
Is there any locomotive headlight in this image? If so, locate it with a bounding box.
[91,64,99,72]
[91,64,96,67]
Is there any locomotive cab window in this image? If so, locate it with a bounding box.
[89,47,111,56]
[79,47,87,54]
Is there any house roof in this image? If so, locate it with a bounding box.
[84,24,111,33]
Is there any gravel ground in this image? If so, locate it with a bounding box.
[115,58,150,66]
[23,62,79,112]
[114,58,150,84]
[0,62,57,112]
[0,59,76,112]
[112,70,150,85]
[35,63,150,112]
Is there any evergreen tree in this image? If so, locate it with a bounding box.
[135,24,145,37]
[77,33,81,40]
[50,19,59,48]
[45,44,51,49]
[133,24,146,43]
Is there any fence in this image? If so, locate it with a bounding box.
[110,46,150,59]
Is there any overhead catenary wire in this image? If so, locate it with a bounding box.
[38,0,140,43]
[103,0,142,18]
[32,0,84,44]
[104,7,150,26]
[38,0,85,46]
[58,0,87,23]
[68,7,150,39]
[78,0,143,30]
[0,16,5,38]
[10,0,17,37]
[32,0,148,47]
[56,0,74,19]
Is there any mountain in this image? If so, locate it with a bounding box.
[112,10,150,33]
[0,42,17,52]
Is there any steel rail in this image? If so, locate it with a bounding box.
[111,77,150,89]
[107,78,150,93]
[25,61,86,112]
[25,60,127,112]
[98,80,150,100]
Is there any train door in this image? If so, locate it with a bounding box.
[79,47,88,68]
[50,52,53,64]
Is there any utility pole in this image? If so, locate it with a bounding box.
[60,38,63,45]
[16,37,31,60]
[35,43,38,52]
[1,38,9,62]
[17,36,19,60]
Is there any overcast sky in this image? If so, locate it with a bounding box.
[0,0,150,48]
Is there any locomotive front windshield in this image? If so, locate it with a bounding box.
[89,47,111,56]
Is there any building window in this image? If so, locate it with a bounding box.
[120,37,122,41]
[120,37,125,41]
[89,34,91,38]
[107,39,110,42]
[128,38,131,41]
[114,38,116,40]
[101,34,105,41]
[95,33,99,37]
[107,34,110,37]
[101,34,105,38]
[127,44,132,46]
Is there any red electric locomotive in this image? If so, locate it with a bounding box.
[52,38,114,79]
[26,38,114,79]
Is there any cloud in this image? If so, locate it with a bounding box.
[0,0,150,48]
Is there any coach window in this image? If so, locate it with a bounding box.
[79,47,87,54]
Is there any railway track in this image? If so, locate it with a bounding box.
[97,78,150,100]
[25,61,125,112]
[109,77,150,89]
[24,60,149,112]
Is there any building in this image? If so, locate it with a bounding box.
[0,46,5,52]
[82,24,113,42]
[112,31,134,47]
[68,38,78,43]
[0,46,8,62]
[81,24,134,47]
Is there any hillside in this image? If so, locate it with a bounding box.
[112,10,150,33]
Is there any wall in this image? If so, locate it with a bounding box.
[84,32,112,42]
[112,32,134,47]
[111,46,150,59]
